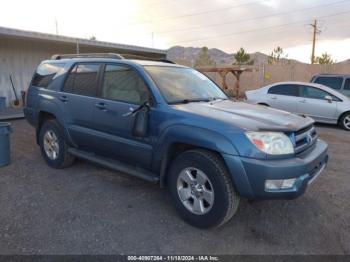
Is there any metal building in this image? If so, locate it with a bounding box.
[0,26,166,106]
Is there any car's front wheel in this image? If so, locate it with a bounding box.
[39,120,75,168]
[340,112,350,131]
[168,149,240,228]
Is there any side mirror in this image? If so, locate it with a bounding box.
[325,95,332,103]
[132,105,149,137]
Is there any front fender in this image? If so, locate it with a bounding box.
[153,124,239,186]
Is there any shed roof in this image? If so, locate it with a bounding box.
[0,26,166,56]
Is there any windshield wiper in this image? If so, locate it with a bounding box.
[169,98,211,104]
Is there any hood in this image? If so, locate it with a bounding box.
[172,100,314,132]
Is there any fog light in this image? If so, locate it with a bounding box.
[265,178,297,190]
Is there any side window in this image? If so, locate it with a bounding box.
[314,76,343,90]
[300,86,340,101]
[32,63,65,88]
[268,84,298,96]
[101,64,149,105]
[344,78,350,90]
[63,63,100,96]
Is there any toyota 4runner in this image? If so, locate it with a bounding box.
[24,53,329,228]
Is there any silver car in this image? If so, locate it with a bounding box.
[245,81,350,131]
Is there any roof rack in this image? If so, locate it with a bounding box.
[51,53,175,64]
[51,53,124,60]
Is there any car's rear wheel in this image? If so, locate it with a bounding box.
[340,112,350,131]
[39,120,75,168]
[168,149,240,228]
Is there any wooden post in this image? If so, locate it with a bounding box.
[232,71,242,99]
[219,70,229,90]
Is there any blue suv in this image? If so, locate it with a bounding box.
[24,53,329,228]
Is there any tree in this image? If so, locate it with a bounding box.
[268,46,288,65]
[194,47,215,67]
[233,47,253,65]
[315,52,335,65]
[89,35,97,40]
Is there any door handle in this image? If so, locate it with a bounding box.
[59,95,68,102]
[95,102,107,111]
[271,97,277,100]
[298,99,307,103]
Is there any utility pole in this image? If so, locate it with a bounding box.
[310,19,321,64]
[55,18,59,35]
[151,32,154,48]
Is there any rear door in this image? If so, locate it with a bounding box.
[58,62,102,150]
[266,84,299,113]
[92,63,154,168]
[296,85,338,123]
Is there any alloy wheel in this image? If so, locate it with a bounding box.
[176,167,214,215]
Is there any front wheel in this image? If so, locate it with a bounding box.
[340,112,350,131]
[168,149,240,228]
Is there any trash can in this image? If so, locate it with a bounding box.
[0,97,6,109]
[0,122,12,167]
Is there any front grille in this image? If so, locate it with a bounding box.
[294,125,318,154]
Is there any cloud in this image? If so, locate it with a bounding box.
[0,0,350,61]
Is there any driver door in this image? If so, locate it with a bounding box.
[92,63,153,168]
[296,85,338,123]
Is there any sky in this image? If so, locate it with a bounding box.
[1,0,350,63]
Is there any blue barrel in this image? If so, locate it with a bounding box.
[0,97,6,109]
[0,122,12,167]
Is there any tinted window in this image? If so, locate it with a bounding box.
[63,64,100,96]
[101,65,149,105]
[32,63,65,88]
[314,76,343,90]
[300,86,340,101]
[344,78,350,90]
[268,84,298,96]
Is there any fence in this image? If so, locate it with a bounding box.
[199,63,350,96]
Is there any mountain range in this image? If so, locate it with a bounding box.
[166,46,304,66]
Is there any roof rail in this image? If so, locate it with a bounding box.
[51,53,124,60]
[50,53,175,64]
[120,54,176,64]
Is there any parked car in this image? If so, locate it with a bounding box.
[246,81,350,131]
[311,74,350,97]
[24,54,328,228]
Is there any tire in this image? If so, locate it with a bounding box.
[39,119,75,168]
[339,112,350,131]
[168,149,240,228]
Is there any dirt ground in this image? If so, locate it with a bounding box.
[0,120,349,255]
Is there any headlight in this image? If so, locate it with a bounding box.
[245,132,294,155]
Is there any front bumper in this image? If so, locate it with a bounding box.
[222,139,329,199]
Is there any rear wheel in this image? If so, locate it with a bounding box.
[168,149,240,228]
[39,120,75,168]
[340,112,350,131]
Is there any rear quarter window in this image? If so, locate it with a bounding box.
[313,76,343,90]
[31,63,65,88]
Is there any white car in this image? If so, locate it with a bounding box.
[245,81,350,131]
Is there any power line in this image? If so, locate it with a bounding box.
[156,0,350,34]
[124,0,263,26]
[174,9,350,45]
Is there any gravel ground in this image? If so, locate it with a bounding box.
[0,120,349,255]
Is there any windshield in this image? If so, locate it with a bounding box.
[144,66,228,103]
